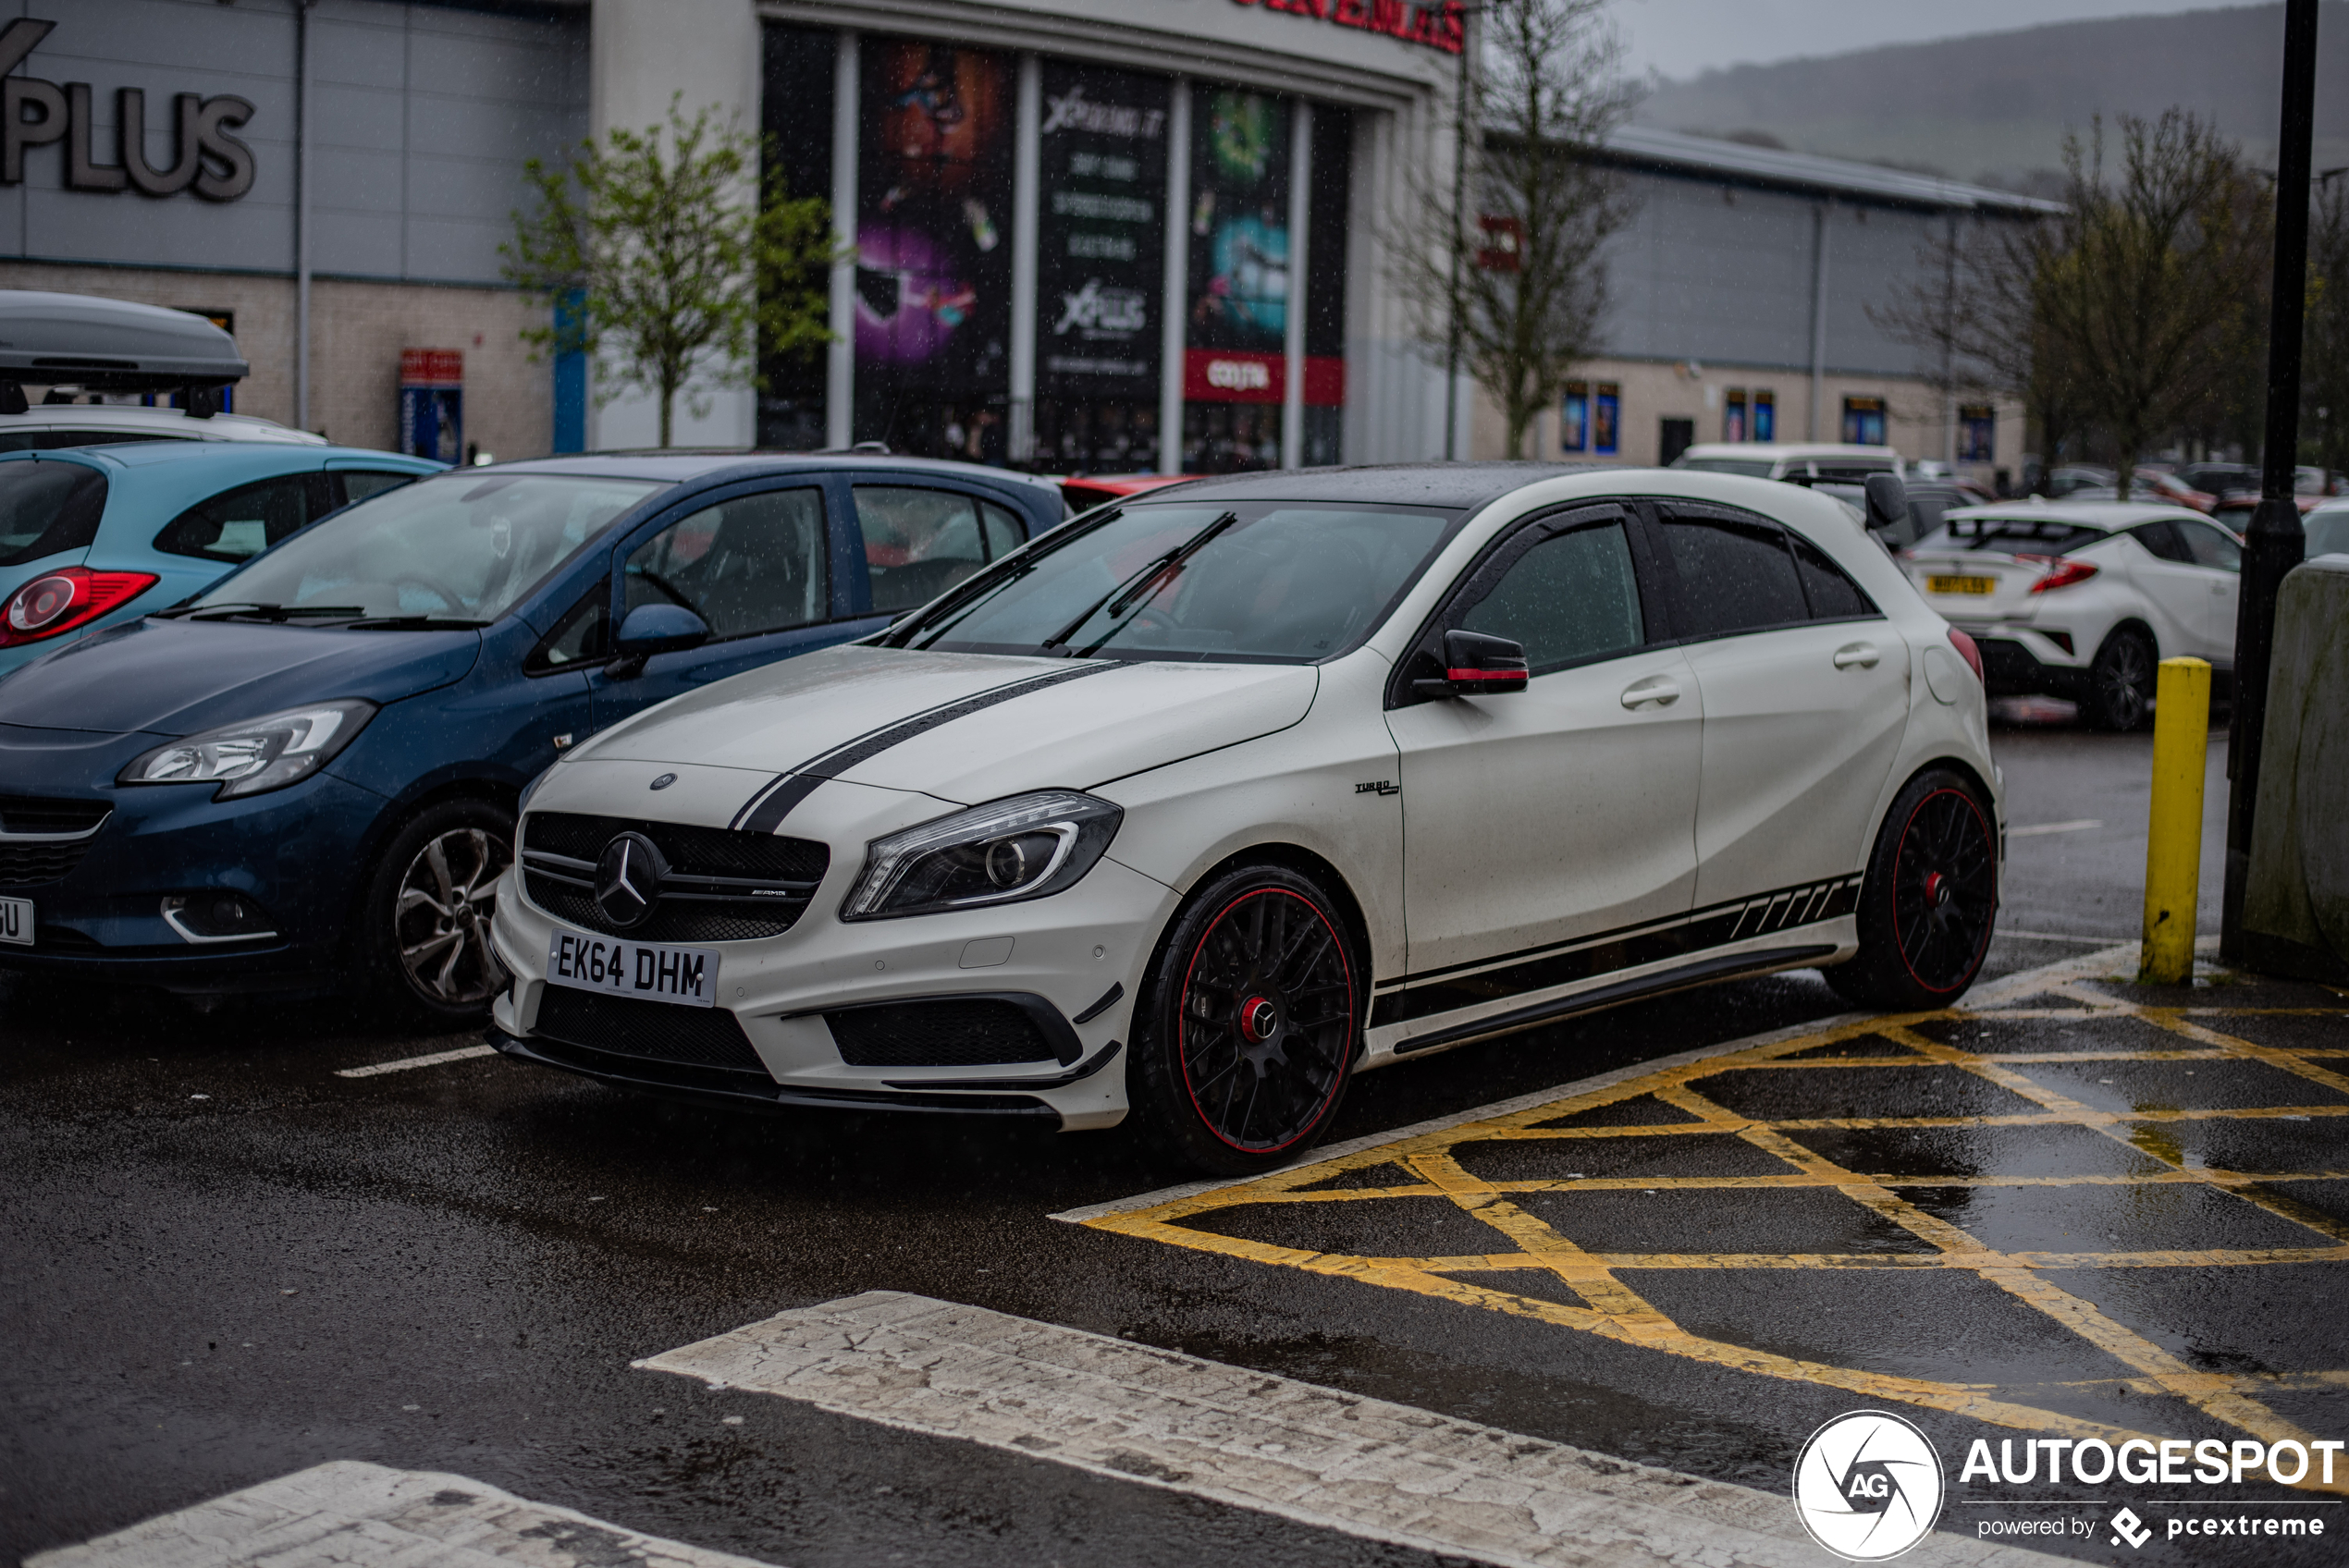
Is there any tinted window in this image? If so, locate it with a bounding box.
[855,486,997,614]
[1790,533,1877,619]
[339,470,418,504]
[626,487,827,640]
[2129,520,2194,563]
[191,472,664,624]
[0,459,107,567]
[527,576,610,674]
[898,502,1455,664]
[0,430,180,453]
[2177,520,2242,572]
[1672,457,1774,478]
[154,474,323,563]
[1920,517,2109,556]
[1459,521,1643,673]
[981,500,1026,559]
[1662,516,1808,638]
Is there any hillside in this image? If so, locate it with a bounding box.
[1635,3,2349,189]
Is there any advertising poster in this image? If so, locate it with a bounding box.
[855,42,1014,453]
[1186,89,1291,357]
[1037,63,1167,401]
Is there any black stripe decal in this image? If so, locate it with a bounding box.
[1389,946,1839,1055]
[1369,873,1860,1028]
[731,663,1117,833]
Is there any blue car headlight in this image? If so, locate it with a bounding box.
[118,700,376,801]
[840,790,1123,921]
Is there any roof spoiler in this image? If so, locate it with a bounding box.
[0,290,249,419]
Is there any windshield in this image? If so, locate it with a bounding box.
[1919,516,2109,557]
[185,472,665,624]
[1672,457,1775,478]
[890,500,1457,663]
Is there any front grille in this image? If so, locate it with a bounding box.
[533,986,769,1075]
[520,811,829,943]
[828,998,1058,1068]
[0,795,110,836]
[0,839,92,887]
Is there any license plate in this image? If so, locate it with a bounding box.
[544,928,717,1008]
[1928,574,1998,595]
[0,895,29,947]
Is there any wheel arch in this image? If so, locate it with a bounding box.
[340,776,521,962]
[1174,840,1378,992]
[2095,616,2159,659]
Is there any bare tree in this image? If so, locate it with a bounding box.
[2306,175,2349,481]
[504,97,837,447]
[1394,0,1640,459]
[2031,112,2269,498]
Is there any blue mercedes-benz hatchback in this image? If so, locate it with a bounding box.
[0,441,445,680]
[0,452,1064,1018]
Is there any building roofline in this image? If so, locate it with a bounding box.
[1571,125,2066,215]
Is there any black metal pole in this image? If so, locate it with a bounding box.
[2220,0,2319,963]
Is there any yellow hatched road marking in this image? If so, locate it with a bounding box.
[1077,955,2349,1492]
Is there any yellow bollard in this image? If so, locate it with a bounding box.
[2139,656,2212,984]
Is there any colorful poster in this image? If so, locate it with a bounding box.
[1753,389,1776,442]
[1561,383,1588,453]
[1037,63,1167,401]
[855,42,1013,446]
[1187,89,1291,355]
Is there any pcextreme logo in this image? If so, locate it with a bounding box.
[1792,1411,1947,1561]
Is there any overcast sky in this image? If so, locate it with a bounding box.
[1615,0,2251,80]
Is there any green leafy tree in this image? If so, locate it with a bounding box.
[504,97,837,447]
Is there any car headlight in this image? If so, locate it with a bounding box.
[841,790,1123,921]
[118,700,376,800]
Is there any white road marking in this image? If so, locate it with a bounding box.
[1055,941,2139,1226]
[25,1460,776,1568]
[1997,928,2133,945]
[2006,818,2103,837]
[335,1044,498,1078]
[639,1291,2065,1568]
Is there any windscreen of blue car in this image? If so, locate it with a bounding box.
[0,459,108,568]
[184,472,666,623]
[891,501,1456,663]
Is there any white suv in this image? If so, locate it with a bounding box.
[1903,500,2241,729]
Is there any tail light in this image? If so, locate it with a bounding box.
[1947,626,1985,682]
[2017,553,2099,594]
[0,568,161,647]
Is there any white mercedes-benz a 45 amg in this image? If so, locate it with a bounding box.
[486,464,2002,1175]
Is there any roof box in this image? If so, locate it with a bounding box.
[0,291,248,392]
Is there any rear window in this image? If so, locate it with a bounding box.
[1671,457,1775,478]
[0,459,108,567]
[0,430,180,453]
[1918,516,2109,557]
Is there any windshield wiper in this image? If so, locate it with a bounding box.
[179,603,368,622]
[1039,510,1237,656]
[342,616,490,631]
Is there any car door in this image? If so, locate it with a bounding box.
[588,480,850,729]
[2175,516,2242,662]
[847,482,1030,619]
[1384,502,1703,981]
[1655,501,1910,910]
[2121,520,2211,656]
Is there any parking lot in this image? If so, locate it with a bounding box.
[6,717,2343,1568]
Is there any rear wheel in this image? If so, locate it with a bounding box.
[1826,768,1998,1011]
[364,799,513,1025]
[2085,627,2156,731]
[1131,863,1361,1177]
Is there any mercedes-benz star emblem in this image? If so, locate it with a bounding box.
[593,832,666,930]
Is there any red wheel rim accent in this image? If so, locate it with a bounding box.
[1175,888,1356,1154]
[1889,788,1997,995]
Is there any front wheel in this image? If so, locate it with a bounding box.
[1131,864,1362,1177]
[1826,768,1998,1011]
[363,799,514,1025]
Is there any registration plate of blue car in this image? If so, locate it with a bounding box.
[0,895,30,947]
[544,927,717,1008]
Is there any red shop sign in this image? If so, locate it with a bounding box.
[1230,0,1465,55]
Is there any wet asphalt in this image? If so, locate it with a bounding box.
[3,715,2343,1567]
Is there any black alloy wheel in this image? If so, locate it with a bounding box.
[2086,628,2156,731]
[365,798,514,1023]
[1827,768,1998,1011]
[1134,864,1361,1175]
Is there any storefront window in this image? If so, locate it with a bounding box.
[1841,395,1888,446]
[1183,88,1291,473]
[1958,403,1996,461]
[1753,389,1776,442]
[1035,61,1170,472]
[1561,382,1588,452]
[854,41,1015,459]
[1593,383,1619,456]
[1723,388,1746,443]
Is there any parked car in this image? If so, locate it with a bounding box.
[2134,469,2216,513]
[1902,500,2242,729]
[0,442,443,680]
[2039,465,2113,498]
[0,452,1065,1017]
[2306,497,2349,559]
[1057,473,1190,512]
[1670,442,1901,483]
[486,463,2001,1173]
[2174,461,2258,501]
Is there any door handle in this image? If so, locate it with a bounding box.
[1620,675,1679,709]
[1832,643,1881,669]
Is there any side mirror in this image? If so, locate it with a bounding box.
[1413,629,1529,699]
[605,604,709,679]
[1863,473,1909,534]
